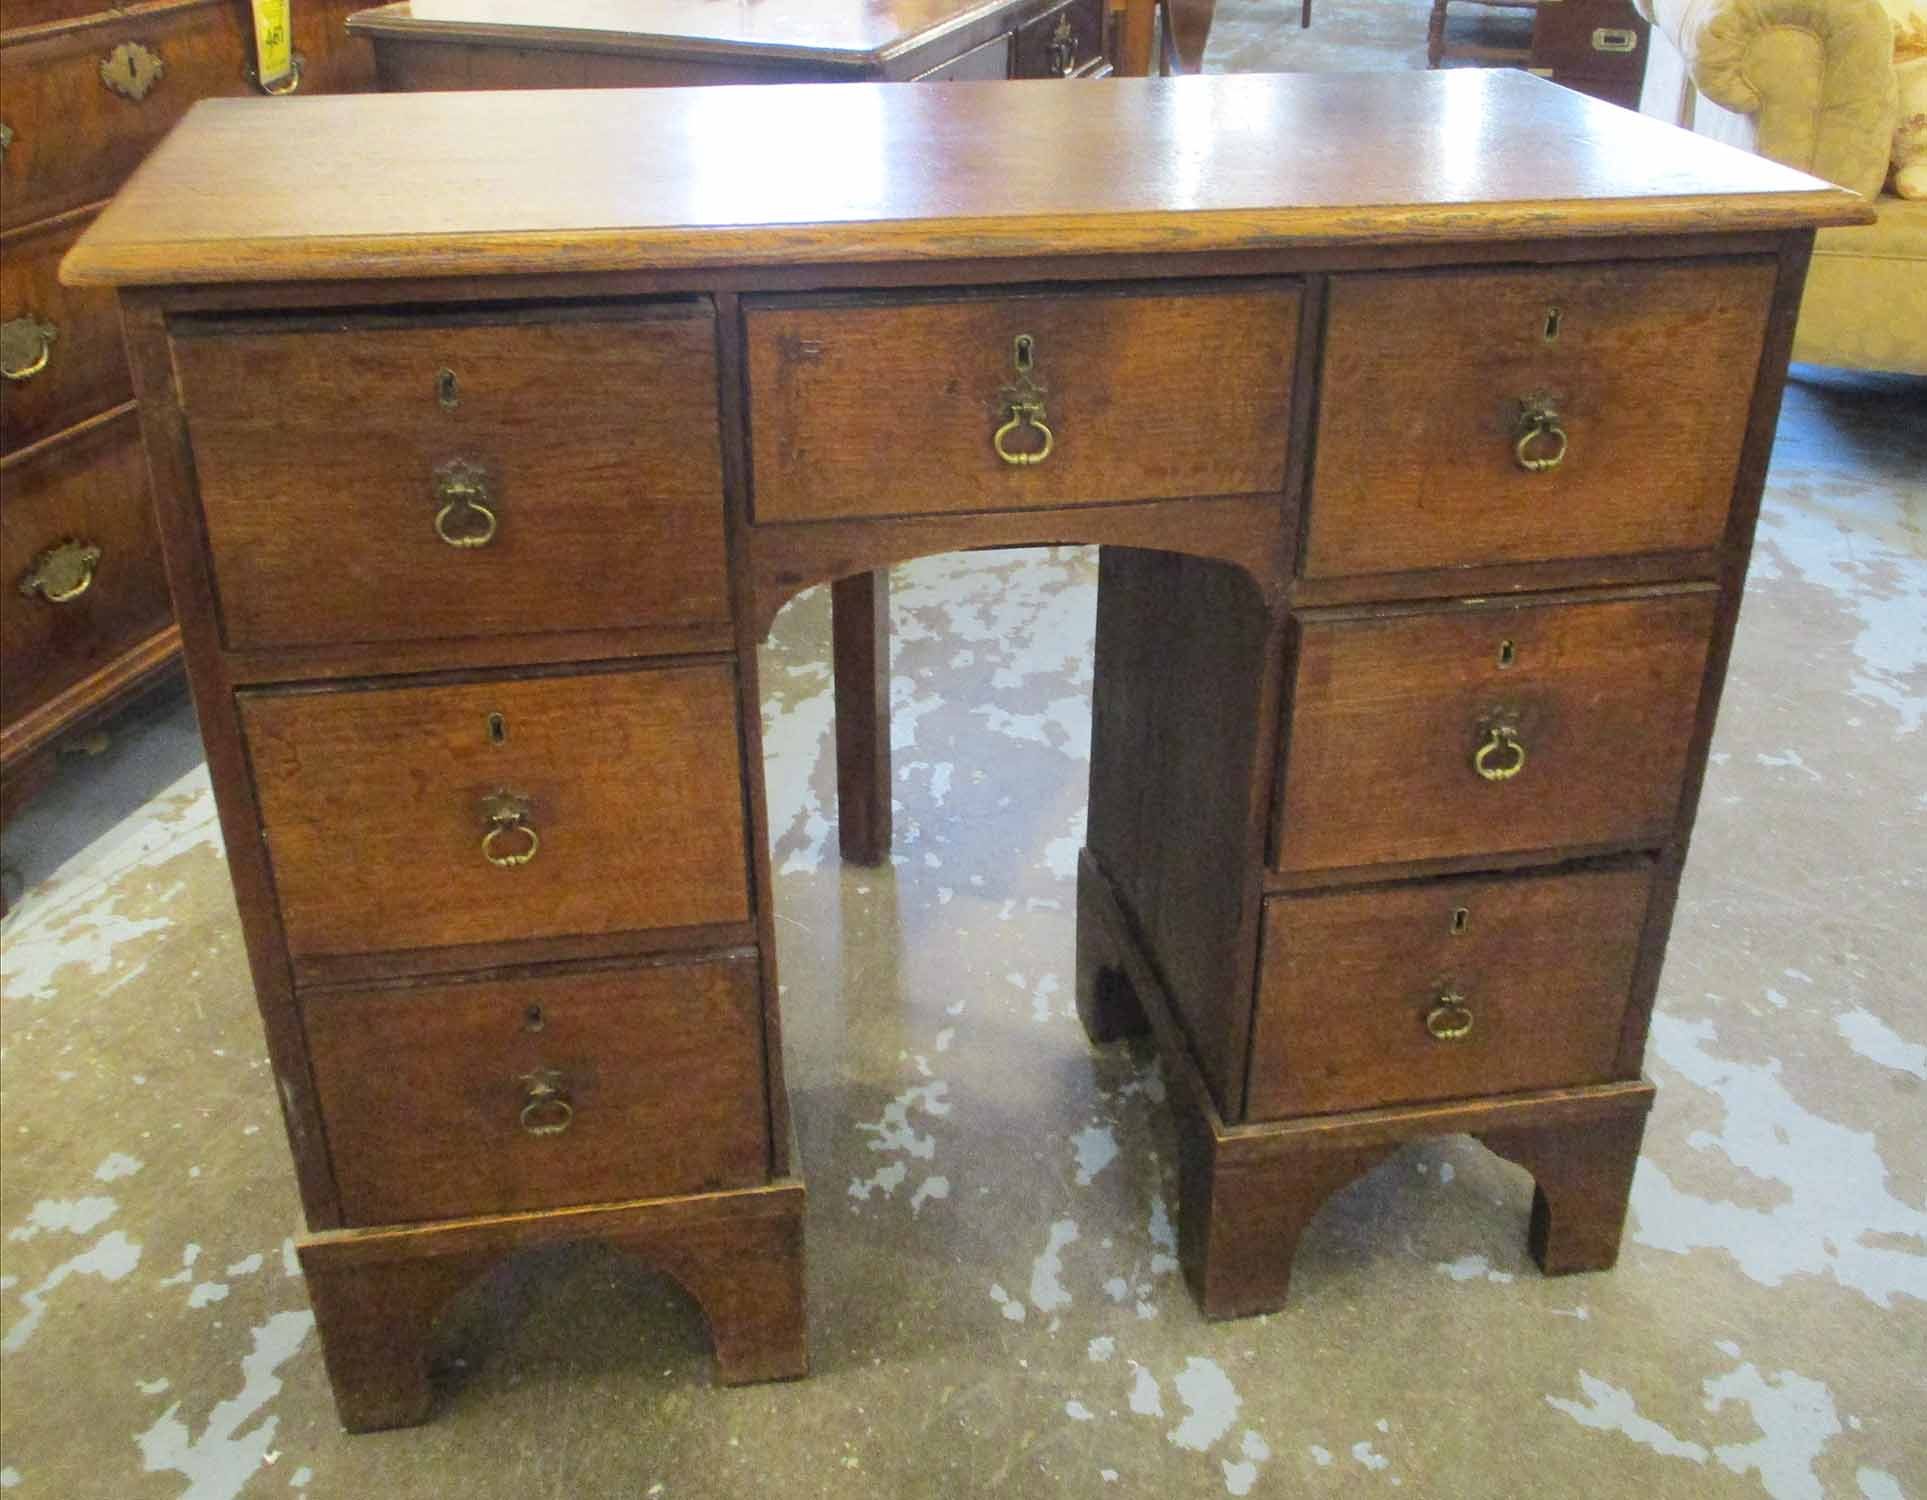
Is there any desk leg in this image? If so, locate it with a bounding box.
[832,570,891,865]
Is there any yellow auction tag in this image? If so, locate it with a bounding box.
[249,0,297,93]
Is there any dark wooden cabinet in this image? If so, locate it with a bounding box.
[0,0,373,839]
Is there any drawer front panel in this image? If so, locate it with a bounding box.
[913,32,1011,80]
[306,955,768,1225]
[0,0,375,232]
[1531,0,1649,80]
[1,407,171,724]
[746,284,1299,522]
[241,665,751,959]
[1013,0,1103,78]
[1248,864,1653,1118]
[1276,590,1716,873]
[1307,259,1774,580]
[1,208,132,454]
[175,305,729,650]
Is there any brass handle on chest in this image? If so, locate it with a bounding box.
[1425,993,1475,1041]
[434,462,497,548]
[252,54,304,95]
[1047,13,1079,74]
[1,317,57,381]
[481,791,540,867]
[1473,724,1526,782]
[519,1071,574,1136]
[1513,399,1568,473]
[994,400,1054,465]
[18,539,102,604]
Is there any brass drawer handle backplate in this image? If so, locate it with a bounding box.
[18,539,102,604]
[481,790,540,867]
[100,41,166,102]
[1425,992,1475,1041]
[1473,723,1527,782]
[994,332,1054,465]
[1048,12,1079,75]
[519,1071,574,1136]
[1,317,57,381]
[434,460,498,548]
[1514,397,1569,472]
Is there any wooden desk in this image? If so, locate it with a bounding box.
[65,71,1865,1433]
[348,0,1117,869]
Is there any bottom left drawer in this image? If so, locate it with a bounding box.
[303,952,769,1227]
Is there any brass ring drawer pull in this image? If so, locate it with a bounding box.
[254,54,304,96]
[18,539,102,604]
[1473,724,1526,782]
[1,317,57,381]
[434,461,498,548]
[1425,993,1475,1041]
[519,1073,574,1136]
[481,791,539,867]
[994,401,1054,465]
[1048,13,1079,75]
[1514,398,1568,473]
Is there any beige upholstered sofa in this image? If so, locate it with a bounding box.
[1638,0,1927,374]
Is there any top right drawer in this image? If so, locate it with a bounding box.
[1305,258,1776,581]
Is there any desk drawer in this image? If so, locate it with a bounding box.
[745,284,1299,522]
[2,209,132,455]
[1306,259,1773,581]
[305,954,768,1225]
[1014,0,1103,78]
[241,664,750,960]
[175,304,728,650]
[1275,589,1715,873]
[1,407,171,725]
[1247,864,1652,1118]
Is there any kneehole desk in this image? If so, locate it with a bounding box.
[63,69,1868,1431]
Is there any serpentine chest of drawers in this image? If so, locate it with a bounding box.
[64,71,1865,1431]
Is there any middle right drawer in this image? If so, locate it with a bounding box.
[1275,589,1717,874]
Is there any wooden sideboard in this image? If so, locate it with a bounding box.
[64,71,1865,1432]
[0,0,372,851]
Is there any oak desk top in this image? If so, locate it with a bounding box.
[63,71,1867,288]
[344,0,1046,66]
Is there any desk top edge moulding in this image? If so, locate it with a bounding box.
[62,73,1864,287]
[63,71,1869,1433]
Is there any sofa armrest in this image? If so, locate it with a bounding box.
[1635,0,1898,198]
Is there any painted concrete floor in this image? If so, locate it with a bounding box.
[3,21,1926,1500]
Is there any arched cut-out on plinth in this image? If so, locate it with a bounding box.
[297,1182,806,1433]
[1073,845,1655,1318]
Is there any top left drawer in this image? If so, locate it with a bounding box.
[173,303,729,651]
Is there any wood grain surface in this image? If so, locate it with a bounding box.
[304,953,769,1225]
[173,303,729,650]
[241,664,752,957]
[1246,862,1654,1118]
[1275,589,1717,873]
[746,284,1298,520]
[1,405,172,722]
[60,71,1868,287]
[1307,258,1775,579]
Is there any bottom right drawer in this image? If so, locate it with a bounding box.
[1246,862,1655,1119]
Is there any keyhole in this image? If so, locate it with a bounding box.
[1013,333,1035,374]
[437,368,459,409]
[1498,639,1516,668]
[487,712,507,745]
[523,1004,545,1033]
[1542,307,1563,343]
[1451,907,1469,935]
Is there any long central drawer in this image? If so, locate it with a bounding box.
[745,282,1301,522]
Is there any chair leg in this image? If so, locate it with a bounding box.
[1301,0,1312,27]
